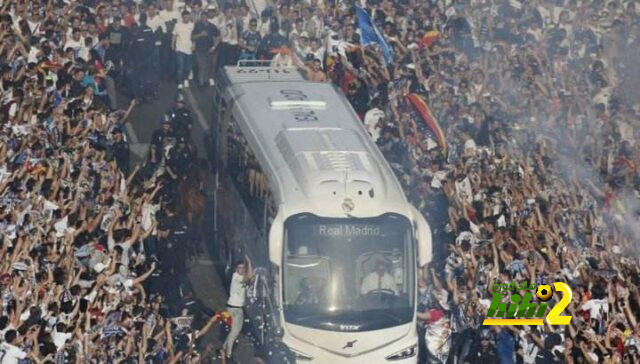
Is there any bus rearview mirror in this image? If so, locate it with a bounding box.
[411,205,432,267]
[269,207,284,266]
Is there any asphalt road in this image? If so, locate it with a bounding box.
[121,81,256,363]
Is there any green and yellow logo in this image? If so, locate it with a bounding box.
[482,281,573,326]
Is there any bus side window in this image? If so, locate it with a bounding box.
[218,99,230,168]
[225,112,269,227]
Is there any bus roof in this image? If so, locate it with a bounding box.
[221,66,409,219]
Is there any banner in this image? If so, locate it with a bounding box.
[406,93,447,157]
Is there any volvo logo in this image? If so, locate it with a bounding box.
[342,340,357,349]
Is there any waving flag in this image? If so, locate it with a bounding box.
[270,47,292,55]
[355,7,393,64]
[420,30,440,48]
[406,93,447,157]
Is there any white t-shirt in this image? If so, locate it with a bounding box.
[272,53,293,67]
[0,342,27,364]
[51,331,72,350]
[227,272,246,307]
[360,272,397,295]
[27,20,41,35]
[455,176,473,205]
[464,138,477,156]
[159,9,180,25]
[78,46,90,61]
[519,330,539,364]
[147,14,166,33]
[581,298,609,320]
[221,16,238,45]
[258,18,270,37]
[173,21,194,54]
[364,107,385,143]
[27,47,40,64]
[141,202,160,234]
[64,38,84,54]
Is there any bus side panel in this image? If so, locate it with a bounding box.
[215,172,267,280]
[212,85,269,281]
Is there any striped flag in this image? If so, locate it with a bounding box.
[406,93,447,157]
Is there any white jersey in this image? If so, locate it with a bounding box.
[0,343,27,364]
[227,272,246,307]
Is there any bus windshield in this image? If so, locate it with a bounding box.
[282,213,415,332]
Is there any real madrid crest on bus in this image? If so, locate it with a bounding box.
[342,198,355,214]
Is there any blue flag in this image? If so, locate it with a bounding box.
[355,7,393,63]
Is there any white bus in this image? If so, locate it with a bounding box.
[210,62,432,363]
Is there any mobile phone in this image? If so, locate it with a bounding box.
[135,321,144,331]
[79,298,88,313]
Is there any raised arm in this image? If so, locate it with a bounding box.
[243,254,255,283]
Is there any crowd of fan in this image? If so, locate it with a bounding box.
[315,1,639,364]
[1,0,640,363]
[0,0,223,362]
[210,0,639,362]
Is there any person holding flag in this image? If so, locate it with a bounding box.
[354,6,394,64]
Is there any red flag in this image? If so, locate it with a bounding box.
[419,31,440,49]
[270,47,293,55]
[614,157,636,172]
[38,60,63,71]
[406,93,447,157]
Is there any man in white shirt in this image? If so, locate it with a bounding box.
[216,4,240,72]
[221,258,254,362]
[309,37,325,67]
[220,6,238,46]
[64,28,84,59]
[159,0,180,25]
[173,11,194,87]
[77,37,93,61]
[289,18,305,40]
[360,260,397,295]
[0,330,33,364]
[159,0,181,80]
[51,323,72,351]
[147,3,166,33]
[257,12,270,38]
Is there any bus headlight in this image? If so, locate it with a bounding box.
[290,348,314,361]
[385,345,417,361]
